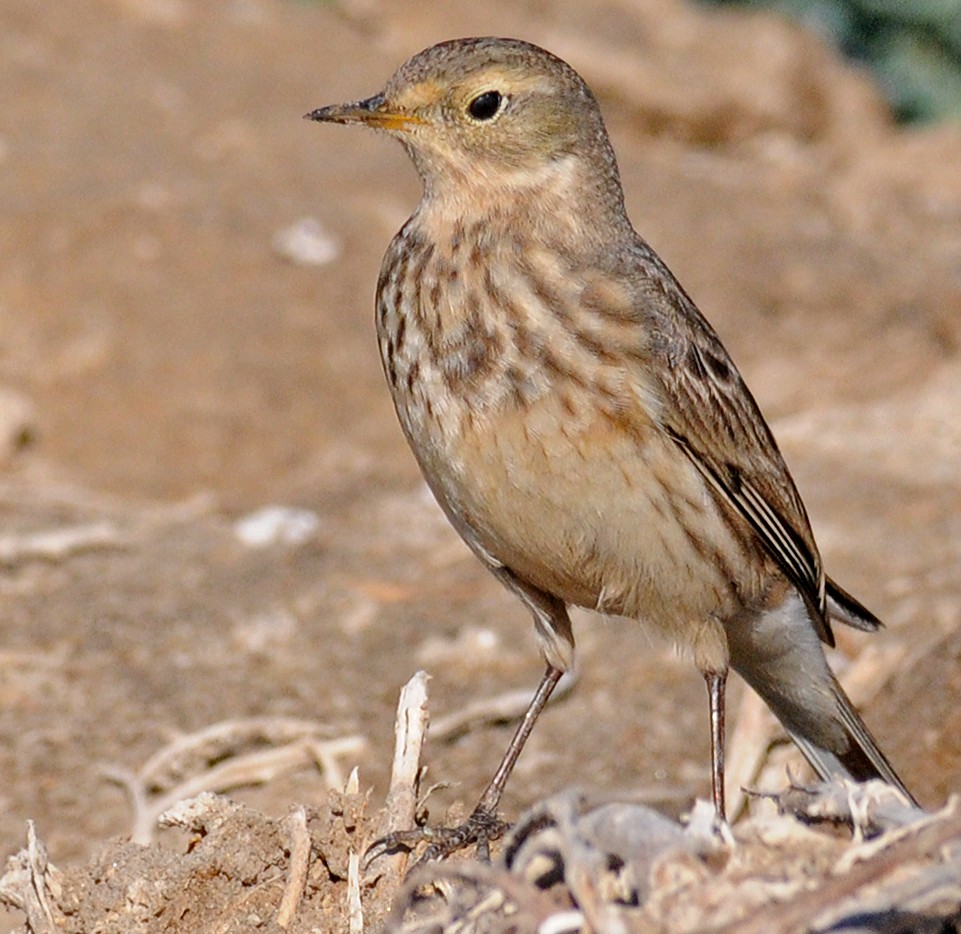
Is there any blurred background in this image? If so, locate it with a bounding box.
[703,0,961,122]
[1,0,960,926]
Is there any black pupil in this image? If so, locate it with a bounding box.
[468,90,502,120]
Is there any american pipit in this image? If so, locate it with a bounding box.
[307,37,916,857]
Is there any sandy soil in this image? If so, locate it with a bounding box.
[1,0,961,929]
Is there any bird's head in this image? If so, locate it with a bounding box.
[307,37,625,211]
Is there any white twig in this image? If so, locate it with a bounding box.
[276,806,310,929]
[346,766,364,933]
[347,850,364,934]
[381,670,430,839]
[368,671,430,886]
[0,821,61,933]
[133,716,341,788]
[0,522,125,566]
[103,717,365,844]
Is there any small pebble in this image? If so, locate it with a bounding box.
[233,506,320,548]
[272,217,341,266]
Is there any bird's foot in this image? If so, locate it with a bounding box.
[365,806,509,869]
[686,797,734,847]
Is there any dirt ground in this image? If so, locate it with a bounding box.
[1,0,961,930]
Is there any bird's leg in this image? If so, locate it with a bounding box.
[474,663,563,816]
[703,668,727,819]
[366,664,564,866]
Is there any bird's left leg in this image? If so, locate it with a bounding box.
[703,668,727,819]
[693,616,730,821]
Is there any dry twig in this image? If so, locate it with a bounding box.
[0,822,62,934]
[369,670,430,887]
[276,806,310,928]
[104,716,365,843]
[0,521,126,567]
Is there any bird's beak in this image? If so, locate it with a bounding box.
[304,93,423,132]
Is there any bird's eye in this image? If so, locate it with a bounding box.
[467,90,504,121]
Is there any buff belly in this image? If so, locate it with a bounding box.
[400,384,760,644]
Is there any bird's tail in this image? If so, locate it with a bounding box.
[727,590,917,806]
[786,674,917,806]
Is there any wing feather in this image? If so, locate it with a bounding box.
[627,254,831,641]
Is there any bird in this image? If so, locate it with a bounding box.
[306,36,916,859]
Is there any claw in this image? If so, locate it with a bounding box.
[362,826,424,870]
[364,807,509,871]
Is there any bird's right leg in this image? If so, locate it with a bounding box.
[365,570,574,866]
[364,665,565,866]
